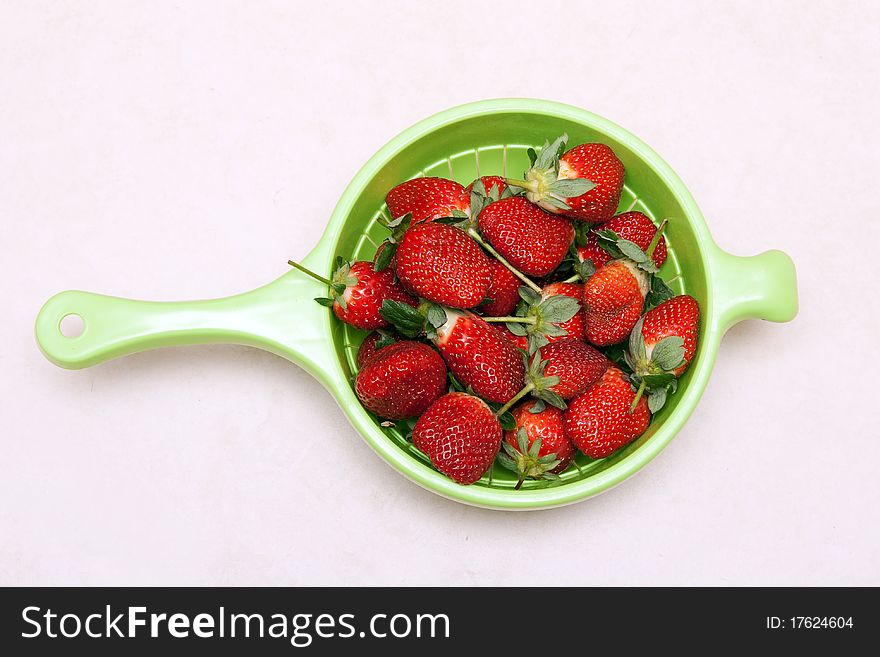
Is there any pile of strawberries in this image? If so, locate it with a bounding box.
[291,135,701,488]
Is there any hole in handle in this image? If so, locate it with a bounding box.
[59,313,85,338]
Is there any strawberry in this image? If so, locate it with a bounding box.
[380,303,526,404]
[500,402,575,487]
[356,331,396,369]
[624,295,700,412]
[432,309,525,403]
[533,339,608,400]
[480,259,521,317]
[385,177,469,224]
[641,295,699,376]
[563,366,651,459]
[466,176,507,197]
[413,392,502,485]
[582,220,669,346]
[577,212,668,270]
[355,341,447,420]
[291,257,417,330]
[395,222,492,309]
[582,259,649,346]
[507,135,624,223]
[477,197,574,277]
[488,284,582,353]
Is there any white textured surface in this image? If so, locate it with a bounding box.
[1,1,878,586]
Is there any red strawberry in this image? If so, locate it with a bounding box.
[395,222,492,309]
[433,309,525,404]
[294,258,417,330]
[582,260,648,346]
[581,219,668,346]
[535,339,608,400]
[466,175,507,197]
[480,259,521,317]
[386,177,469,224]
[477,196,574,277]
[563,366,651,459]
[507,135,624,224]
[413,392,501,485]
[641,295,700,377]
[625,295,700,413]
[577,212,668,270]
[504,401,575,477]
[556,143,625,223]
[356,331,396,369]
[355,341,447,420]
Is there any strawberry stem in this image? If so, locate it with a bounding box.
[288,260,332,287]
[645,219,669,259]
[514,472,527,491]
[563,274,581,283]
[483,316,537,325]
[504,177,538,193]
[466,228,542,293]
[629,379,647,414]
[496,382,535,417]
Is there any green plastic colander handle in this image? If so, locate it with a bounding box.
[34,244,338,378]
[709,245,798,332]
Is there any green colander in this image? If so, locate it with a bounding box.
[34,99,798,510]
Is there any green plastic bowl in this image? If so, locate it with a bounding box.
[35,99,798,510]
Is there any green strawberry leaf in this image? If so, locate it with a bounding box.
[314,297,334,308]
[496,452,518,472]
[373,242,396,271]
[542,324,568,338]
[573,221,593,247]
[648,387,668,413]
[379,300,425,338]
[505,321,528,336]
[535,388,566,411]
[629,317,647,361]
[425,303,448,331]
[646,276,675,310]
[543,195,572,211]
[538,295,580,324]
[527,147,538,167]
[528,436,542,458]
[528,399,546,414]
[527,332,549,354]
[518,286,542,306]
[574,259,596,282]
[516,427,529,454]
[550,178,595,198]
[650,336,685,372]
[499,411,516,432]
[642,372,675,388]
[385,213,410,229]
[617,239,648,263]
[534,134,567,171]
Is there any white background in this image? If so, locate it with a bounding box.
[2,1,878,586]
